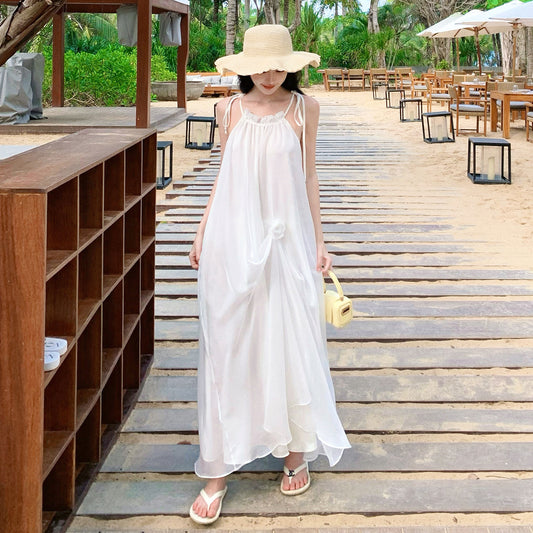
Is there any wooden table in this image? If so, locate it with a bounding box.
[490,90,533,139]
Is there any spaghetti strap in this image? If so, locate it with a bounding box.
[222,93,242,134]
[293,92,307,179]
[282,92,296,117]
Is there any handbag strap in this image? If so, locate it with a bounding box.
[323,269,345,299]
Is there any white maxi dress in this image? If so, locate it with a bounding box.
[196,91,350,478]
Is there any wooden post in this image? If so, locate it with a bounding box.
[136,0,152,128]
[52,10,64,106]
[177,12,189,110]
[0,194,46,533]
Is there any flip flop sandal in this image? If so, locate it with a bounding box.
[280,462,311,496]
[44,351,60,371]
[189,486,227,525]
[45,337,68,355]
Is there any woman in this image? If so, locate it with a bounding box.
[188,24,350,525]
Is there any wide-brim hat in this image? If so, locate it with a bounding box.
[215,24,320,76]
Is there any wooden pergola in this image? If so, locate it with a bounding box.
[1,0,190,127]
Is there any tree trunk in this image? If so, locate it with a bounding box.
[288,0,301,33]
[527,27,533,78]
[367,0,379,34]
[283,0,289,25]
[500,31,513,77]
[264,0,280,23]
[244,0,250,31]
[226,0,237,54]
[0,0,65,65]
[213,0,220,24]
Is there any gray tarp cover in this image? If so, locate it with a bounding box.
[0,65,32,124]
[6,53,45,119]
[117,5,138,47]
[159,13,182,46]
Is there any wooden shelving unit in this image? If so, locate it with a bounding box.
[0,129,157,533]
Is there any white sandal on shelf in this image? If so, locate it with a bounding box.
[189,486,227,525]
[280,462,311,496]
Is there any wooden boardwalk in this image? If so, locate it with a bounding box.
[68,101,533,532]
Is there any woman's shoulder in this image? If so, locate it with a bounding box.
[300,93,319,118]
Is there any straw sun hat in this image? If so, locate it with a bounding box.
[215,24,320,76]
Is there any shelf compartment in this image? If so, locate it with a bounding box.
[141,242,155,293]
[102,354,122,425]
[142,134,157,186]
[46,258,77,338]
[44,336,75,387]
[76,388,100,431]
[46,249,77,280]
[140,299,155,359]
[125,142,142,197]
[77,310,102,393]
[141,188,156,243]
[103,218,124,299]
[103,281,123,352]
[42,438,75,513]
[76,398,101,465]
[124,259,140,316]
[78,236,103,330]
[79,164,103,246]
[102,347,121,387]
[44,345,76,432]
[123,324,140,389]
[125,200,141,256]
[47,178,78,255]
[104,152,125,215]
[42,430,74,480]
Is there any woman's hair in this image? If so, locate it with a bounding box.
[238,72,304,94]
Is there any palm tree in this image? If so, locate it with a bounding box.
[294,3,323,86]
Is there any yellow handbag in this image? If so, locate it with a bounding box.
[323,270,352,328]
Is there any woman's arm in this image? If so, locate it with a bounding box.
[189,98,231,270]
[303,95,332,274]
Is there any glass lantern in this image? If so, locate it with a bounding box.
[467,137,511,184]
[386,88,405,108]
[372,82,387,100]
[421,111,455,143]
[185,116,216,150]
[400,98,423,122]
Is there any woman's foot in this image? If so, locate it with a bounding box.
[190,477,227,522]
[280,452,310,494]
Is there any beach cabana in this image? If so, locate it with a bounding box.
[0,0,189,129]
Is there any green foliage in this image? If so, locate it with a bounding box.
[188,20,226,71]
[435,58,451,70]
[41,46,176,107]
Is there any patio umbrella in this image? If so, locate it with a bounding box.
[427,9,513,74]
[417,13,463,71]
[489,0,533,80]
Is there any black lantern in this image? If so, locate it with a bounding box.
[467,137,511,184]
[185,116,216,150]
[400,98,423,122]
[421,111,455,143]
[156,140,173,189]
[386,88,405,108]
[372,82,387,100]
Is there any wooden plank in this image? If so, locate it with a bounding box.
[155,243,474,254]
[154,317,533,341]
[155,255,485,269]
[155,281,533,298]
[154,298,533,319]
[153,344,533,370]
[122,406,533,434]
[100,442,533,473]
[76,478,533,515]
[138,375,533,403]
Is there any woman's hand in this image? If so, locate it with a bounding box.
[189,233,203,270]
[316,241,332,274]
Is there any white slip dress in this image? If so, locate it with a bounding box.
[195,91,350,478]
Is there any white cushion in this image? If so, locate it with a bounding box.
[451,104,484,113]
[202,75,221,85]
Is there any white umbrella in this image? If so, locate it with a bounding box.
[430,9,513,74]
[417,13,464,71]
[489,0,533,79]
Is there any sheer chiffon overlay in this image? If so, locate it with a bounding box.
[195,92,350,478]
